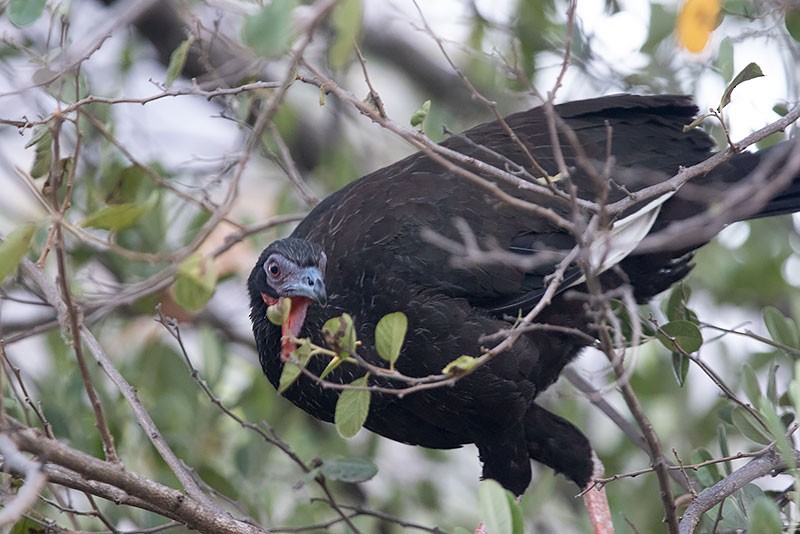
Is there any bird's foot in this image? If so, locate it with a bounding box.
[582,451,614,534]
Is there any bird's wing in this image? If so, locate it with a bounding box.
[293,94,714,318]
[475,188,674,315]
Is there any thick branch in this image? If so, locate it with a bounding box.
[2,418,265,534]
[679,446,793,534]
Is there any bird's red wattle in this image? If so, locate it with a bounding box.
[261,293,310,362]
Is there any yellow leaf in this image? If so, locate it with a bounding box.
[676,0,721,53]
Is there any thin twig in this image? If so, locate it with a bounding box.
[154,309,364,534]
[46,114,119,463]
[266,122,319,206]
[19,258,221,514]
[0,434,48,527]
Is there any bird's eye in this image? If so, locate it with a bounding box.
[267,262,280,277]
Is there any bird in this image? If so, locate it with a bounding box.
[247,94,799,530]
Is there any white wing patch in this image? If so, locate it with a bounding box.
[567,191,676,289]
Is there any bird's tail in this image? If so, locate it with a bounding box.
[737,140,800,220]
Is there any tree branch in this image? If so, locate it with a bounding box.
[679,446,793,534]
[2,417,265,534]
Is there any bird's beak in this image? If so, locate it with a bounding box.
[286,266,327,307]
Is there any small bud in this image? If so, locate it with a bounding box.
[442,355,480,376]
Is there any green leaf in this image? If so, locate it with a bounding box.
[773,103,790,117]
[322,313,357,358]
[766,363,779,404]
[278,360,302,394]
[717,37,734,82]
[319,356,345,380]
[719,62,764,110]
[328,0,362,69]
[718,403,735,425]
[786,9,800,43]
[763,306,800,349]
[641,3,675,54]
[741,363,762,408]
[171,253,218,312]
[683,112,715,132]
[689,447,722,487]
[320,457,377,483]
[731,406,772,445]
[665,283,695,322]
[740,483,767,511]
[81,191,157,232]
[506,489,525,534]
[717,424,732,475]
[106,165,148,204]
[442,355,480,375]
[756,131,786,151]
[266,297,291,326]
[166,36,195,87]
[760,402,795,469]
[479,479,519,534]
[612,300,656,343]
[665,285,683,322]
[410,100,431,128]
[278,343,312,394]
[723,0,754,18]
[0,224,36,284]
[747,497,782,534]
[292,465,322,490]
[242,0,296,58]
[791,381,800,412]
[9,517,45,534]
[26,125,52,179]
[9,0,46,27]
[35,68,89,105]
[657,320,703,354]
[789,362,800,429]
[335,376,370,438]
[375,311,407,367]
[671,352,690,387]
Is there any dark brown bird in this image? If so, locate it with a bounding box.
[248,94,799,527]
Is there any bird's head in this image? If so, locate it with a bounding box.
[248,237,328,361]
[250,237,328,306]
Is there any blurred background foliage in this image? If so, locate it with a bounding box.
[0,0,799,532]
